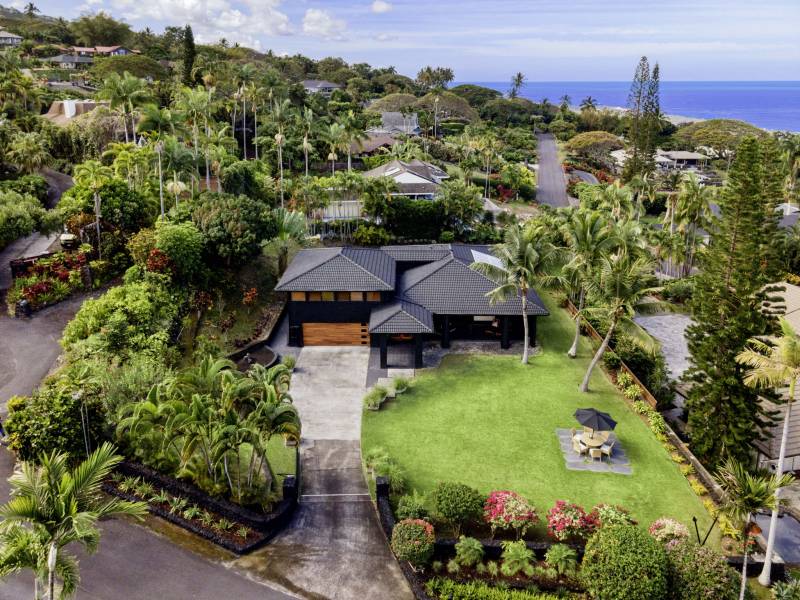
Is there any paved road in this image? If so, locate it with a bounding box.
[235,347,413,600]
[535,132,570,208]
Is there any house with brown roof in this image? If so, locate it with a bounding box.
[275,244,548,368]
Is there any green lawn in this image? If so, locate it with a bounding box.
[362,293,718,543]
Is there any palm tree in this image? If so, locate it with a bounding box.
[271,98,293,208]
[559,94,571,112]
[160,136,194,207]
[300,107,315,177]
[0,443,146,600]
[470,224,555,364]
[7,131,51,174]
[580,96,598,112]
[175,86,211,195]
[579,253,663,392]
[559,210,617,358]
[323,122,348,175]
[341,110,367,172]
[661,171,685,235]
[137,104,185,137]
[627,173,656,221]
[714,459,793,600]
[675,174,714,276]
[98,72,149,143]
[509,72,526,99]
[592,183,633,221]
[736,318,800,586]
[265,208,307,275]
[73,160,113,259]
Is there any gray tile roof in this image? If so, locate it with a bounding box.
[275,247,395,291]
[399,255,549,316]
[369,300,433,334]
[381,244,452,262]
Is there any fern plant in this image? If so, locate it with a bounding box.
[500,540,534,577]
[454,535,484,568]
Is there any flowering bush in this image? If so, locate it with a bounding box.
[664,539,738,599]
[648,518,690,544]
[546,501,599,541]
[483,491,539,538]
[6,251,88,314]
[145,248,173,274]
[592,504,637,528]
[391,519,434,569]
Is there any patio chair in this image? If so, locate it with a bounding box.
[572,438,587,455]
[589,448,603,462]
[601,440,615,460]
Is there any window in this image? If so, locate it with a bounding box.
[290,292,306,302]
[350,292,364,302]
[335,292,350,301]
[308,292,322,301]
[321,292,334,301]
[366,292,381,302]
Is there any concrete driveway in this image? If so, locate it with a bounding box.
[234,346,413,600]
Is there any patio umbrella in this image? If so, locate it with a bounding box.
[574,408,617,432]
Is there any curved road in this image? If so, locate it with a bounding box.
[535,132,570,208]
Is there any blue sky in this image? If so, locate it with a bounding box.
[13,0,800,81]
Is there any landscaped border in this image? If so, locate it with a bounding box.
[103,458,299,554]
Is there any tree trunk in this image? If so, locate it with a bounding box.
[47,542,56,600]
[739,524,750,600]
[347,149,352,172]
[278,145,284,208]
[157,151,164,217]
[521,294,530,364]
[580,316,616,392]
[304,147,309,178]
[568,288,585,358]
[94,192,102,259]
[242,94,247,160]
[254,104,259,160]
[758,379,795,586]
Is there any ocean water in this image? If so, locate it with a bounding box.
[463,81,800,132]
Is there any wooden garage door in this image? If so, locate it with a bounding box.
[302,323,369,346]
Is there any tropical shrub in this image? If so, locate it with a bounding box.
[426,578,560,600]
[454,535,484,568]
[363,385,388,410]
[154,220,204,281]
[546,501,599,541]
[0,174,49,202]
[392,376,410,394]
[432,482,484,536]
[616,371,634,388]
[396,490,428,520]
[772,578,800,600]
[483,490,539,538]
[664,539,738,600]
[500,540,534,577]
[127,228,157,266]
[581,525,668,600]
[4,368,106,462]
[0,190,58,250]
[390,519,434,569]
[5,250,89,314]
[353,224,390,246]
[660,278,695,304]
[593,504,636,528]
[544,543,578,577]
[220,160,275,205]
[623,383,642,400]
[59,178,156,232]
[648,518,690,544]
[602,351,621,370]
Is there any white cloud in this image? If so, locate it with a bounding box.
[374,33,397,42]
[302,8,347,41]
[371,0,392,14]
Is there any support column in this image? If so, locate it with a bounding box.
[500,316,510,349]
[441,315,450,349]
[528,315,537,347]
[414,335,424,369]
[379,334,388,369]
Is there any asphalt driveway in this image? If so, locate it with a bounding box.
[235,346,413,600]
[536,132,571,208]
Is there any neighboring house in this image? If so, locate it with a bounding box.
[43,54,94,69]
[275,244,549,368]
[65,45,136,57]
[0,28,23,46]
[350,133,397,157]
[43,100,107,126]
[367,111,421,136]
[610,149,709,171]
[302,79,342,97]
[362,159,449,200]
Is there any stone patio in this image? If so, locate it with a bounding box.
[556,428,633,474]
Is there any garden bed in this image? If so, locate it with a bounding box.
[103,458,299,554]
[7,248,93,316]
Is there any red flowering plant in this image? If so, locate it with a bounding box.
[6,251,88,314]
[390,519,435,570]
[145,248,173,274]
[483,491,538,539]
[546,500,600,542]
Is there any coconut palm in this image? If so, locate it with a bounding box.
[6,131,51,175]
[509,72,526,99]
[160,136,194,207]
[0,443,146,600]
[264,208,307,275]
[470,224,556,364]
[627,173,657,221]
[73,160,113,259]
[580,96,598,112]
[714,459,793,600]
[137,104,186,137]
[592,182,633,221]
[300,107,315,177]
[341,110,367,172]
[661,171,685,235]
[579,253,664,392]
[323,122,348,175]
[98,72,149,143]
[675,174,714,276]
[559,210,618,358]
[559,94,571,113]
[175,86,212,194]
[736,318,800,586]
[271,98,293,208]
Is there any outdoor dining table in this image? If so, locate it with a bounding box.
[575,431,610,448]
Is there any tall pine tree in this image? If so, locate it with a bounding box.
[684,137,784,466]
[182,25,196,87]
[624,57,660,180]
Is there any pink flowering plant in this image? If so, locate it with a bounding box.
[648,517,690,544]
[546,500,600,541]
[592,504,637,528]
[483,491,539,539]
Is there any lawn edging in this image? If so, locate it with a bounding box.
[104,459,299,554]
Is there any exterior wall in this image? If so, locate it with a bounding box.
[286,292,390,346]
